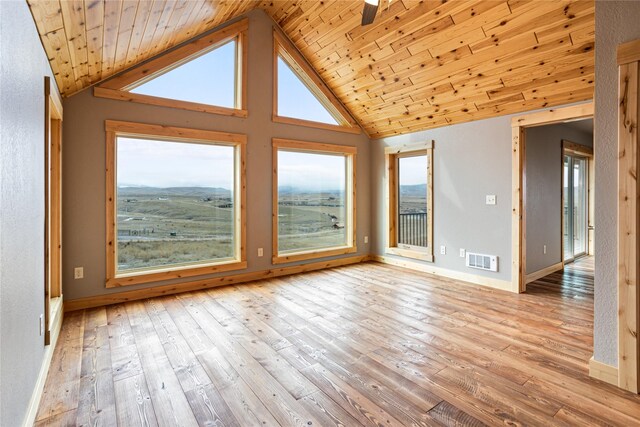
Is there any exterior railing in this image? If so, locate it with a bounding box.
[398,212,428,247]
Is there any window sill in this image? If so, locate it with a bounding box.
[272,246,357,265]
[106,259,247,288]
[385,247,434,263]
[272,115,361,134]
[94,87,248,118]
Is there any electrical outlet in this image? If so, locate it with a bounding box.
[39,314,44,336]
[543,245,547,254]
[364,236,369,244]
[257,248,264,257]
[440,245,446,255]
[74,267,84,279]
[460,248,466,258]
[486,195,496,205]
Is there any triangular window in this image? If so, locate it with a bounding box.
[273,31,359,132]
[96,19,248,117]
[130,40,237,109]
[277,56,339,125]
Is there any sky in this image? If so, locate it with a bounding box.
[117,137,234,188]
[119,36,422,190]
[278,150,345,191]
[131,40,236,108]
[398,155,428,185]
[129,39,340,126]
[277,57,339,125]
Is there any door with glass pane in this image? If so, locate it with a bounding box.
[563,153,588,262]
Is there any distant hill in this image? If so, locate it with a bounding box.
[278,185,343,195]
[118,186,231,198]
[399,184,427,197]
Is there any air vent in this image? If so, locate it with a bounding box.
[466,252,498,272]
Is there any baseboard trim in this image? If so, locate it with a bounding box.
[525,262,564,284]
[589,356,618,386]
[21,297,64,427]
[65,255,369,312]
[370,254,515,292]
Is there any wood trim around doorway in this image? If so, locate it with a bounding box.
[617,38,640,394]
[510,102,594,294]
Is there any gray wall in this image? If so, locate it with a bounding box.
[0,1,60,425]
[61,9,371,301]
[594,0,640,367]
[525,123,593,274]
[372,115,514,282]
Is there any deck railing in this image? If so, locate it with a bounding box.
[398,212,428,247]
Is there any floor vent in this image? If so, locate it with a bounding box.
[466,252,498,272]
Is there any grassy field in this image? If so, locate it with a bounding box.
[117,187,234,271]
[116,186,427,271]
[116,187,348,271]
[277,205,346,252]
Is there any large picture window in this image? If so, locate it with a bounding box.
[385,141,434,262]
[106,121,246,287]
[272,139,356,264]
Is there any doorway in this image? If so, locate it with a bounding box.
[511,102,594,293]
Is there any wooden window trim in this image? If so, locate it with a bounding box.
[105,120,247,288]
[272,138,357,264]
[272,30,361,134]
[384,141,434,263]
[95,19,249,118]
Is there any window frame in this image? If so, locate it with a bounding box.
[272,138,357,264]
[272,30,361,134]
[105,120,247,288]
[385,141,434,262]
[95,19,248,118]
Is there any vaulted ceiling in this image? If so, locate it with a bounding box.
[28,0,594,138]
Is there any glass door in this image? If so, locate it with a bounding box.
[563,156,572,262]
[563,154,588,262]
[572,157,588,257]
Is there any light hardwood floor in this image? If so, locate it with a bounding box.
[35,258,640,426]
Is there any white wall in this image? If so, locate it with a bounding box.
[0,1,60,425]
[593,0,640,367]
[372,114,514,283]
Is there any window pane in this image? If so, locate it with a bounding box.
[277,150,347,253]
[277,56,339,125]
[131,40,236,108]
[116,137,235,273]
[398,155,428,248]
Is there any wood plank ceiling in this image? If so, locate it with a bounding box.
[28,0,594,138]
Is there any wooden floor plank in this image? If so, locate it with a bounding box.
[76,308,117,426]
[35,257,640,426]
[113,373,158,427]
[125,301,199,426]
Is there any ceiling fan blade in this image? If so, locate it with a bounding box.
[361,0,379,26]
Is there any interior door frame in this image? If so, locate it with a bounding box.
[617,38,640,393]
[511,102,594,293]
[44,76,63,345]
